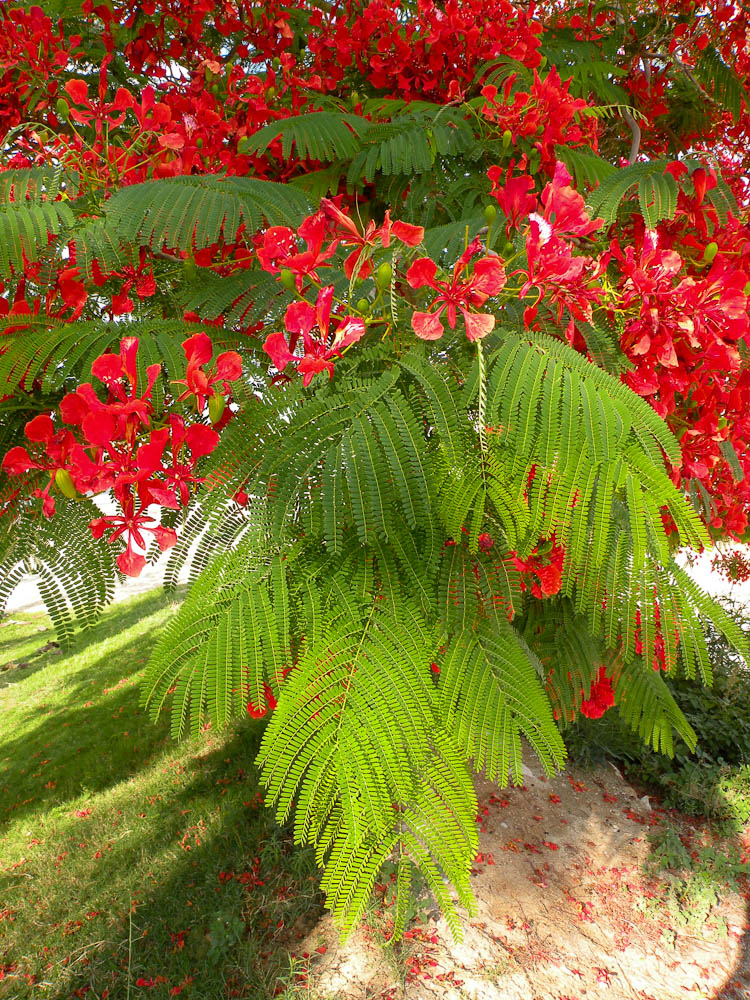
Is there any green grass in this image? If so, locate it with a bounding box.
[0,590,324,1000]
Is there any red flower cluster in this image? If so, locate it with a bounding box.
[481,67,599,173]
[580,668,615,719]
[2,334,240,576]
[511,539,564,599]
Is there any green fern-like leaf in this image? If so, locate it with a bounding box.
[243,111,370,162]
[587,160,678,227]
[105,175,312,252]
[258,597,477,939]
[440,618,567,785]
[0,500,117,645]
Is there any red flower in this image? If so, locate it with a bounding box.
[173,332,242,411]
[406,241,506,341]
[580,667,615,719]
[90,494,177,577]
[257,212,338,288]
[264,285,366,386]
[320,198,423,279]
[247,682,278,718]
[488,164,537,236]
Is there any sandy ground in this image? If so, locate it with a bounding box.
[295,763,750,1000]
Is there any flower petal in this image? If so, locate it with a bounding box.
[406,257,438,289]
[263,332,296,371]
[215,351,242,381]
[392,220,424,247]
[25,414,55,443]
[181,332,213,366]
[462,310,495,342]
[411,311,444,340]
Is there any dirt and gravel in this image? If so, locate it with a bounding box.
[293,762,750,1000]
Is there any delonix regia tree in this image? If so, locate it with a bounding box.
[1,0,749,936]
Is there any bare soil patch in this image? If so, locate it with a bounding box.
[293,763,750,999]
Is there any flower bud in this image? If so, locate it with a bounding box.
[280,268,296,290]
[484,204,497,225]
[502,129,512,149]
[703,241,718,264]
[208,393,227,424]
[376,262,392,289]
[55,468,77,499]
[356,298,370,313]
[56,98,70,122]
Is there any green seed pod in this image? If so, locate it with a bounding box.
[501,128,512,149]
[703,241,718,264]
[280,268,296,291]
[56,97,70,121]
[55,468,77,499]
[356,297,370,313]
[208,393,227,425]
[376,262,392,289]
[484,204,498,225]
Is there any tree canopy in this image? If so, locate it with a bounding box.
[0,0,749,937]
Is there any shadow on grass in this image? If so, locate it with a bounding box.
[7,721,322,1000]
[1,588,324,998]
[0,588,187,830]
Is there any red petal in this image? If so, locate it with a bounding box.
[472,257,507,295]
[25,414,55,443]
[284,300,316,337]
[113,87,133,110]
[411,311,444,340]
[185,423,220,458]
[263,332,296,371]
[215,351,242,381]
[333,317,366,350]
[111,292,134,316]
[462,310,495,342]
[91,352,124,384]
[158,132,185,149]
[392,220,424,246]
[406,257,438,289]
[152,525,178,551]
[83,411,117,447]
[2,446,36,475]
[182,332,213,366]
[65,79,89,105]
[60,391,90,425]
[137,428,170,473]
[117,548,147,577]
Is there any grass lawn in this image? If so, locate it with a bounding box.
[0,590,323,1000]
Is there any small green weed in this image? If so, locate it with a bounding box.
[640,819,750,940]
